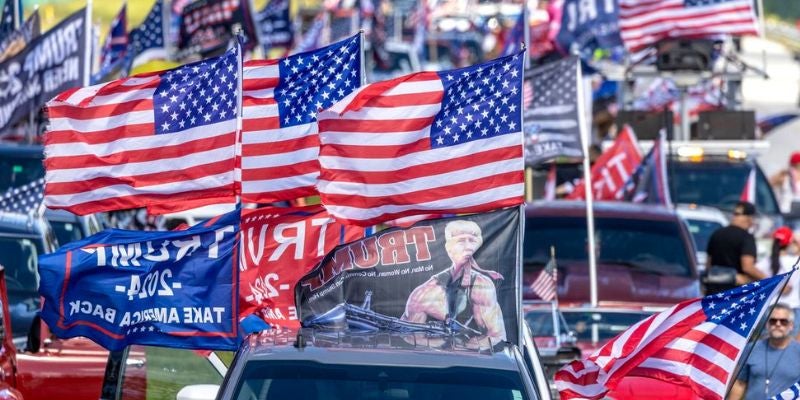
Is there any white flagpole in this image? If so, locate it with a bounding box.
[83,0,93,87]
[522,1,529,69]
[162,0,175,61]
[359,29,366,86]
[575,57,598,309]
[235,33,244,208]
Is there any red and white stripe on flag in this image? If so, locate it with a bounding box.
[740,167,755,202]
[555,274,791,400]
[530,268,556,301]
[43,48,240,215]
[316,53,526,226]
[619,0,758,52]
[240,35,362,203]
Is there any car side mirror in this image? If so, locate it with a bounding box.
[176,384,220,400]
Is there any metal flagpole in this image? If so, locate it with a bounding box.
[234,32,244,208]
[359,29,366,86]
[83,0,93,87]
[12,0,20,29]
[522,0,529,69]
[575,58,598,309]
[517,44,527,351]
[163,0,175,61]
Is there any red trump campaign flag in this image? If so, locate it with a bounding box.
[239,205,363,328]
[241,35,361,203]
[568,125,641,201]
[619,0,758,52]
[555,273,792,400]
[316,52,526,226]
[43,45,241,215]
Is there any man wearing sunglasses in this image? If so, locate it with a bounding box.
[706,201,766,295]
[730,303,800,399]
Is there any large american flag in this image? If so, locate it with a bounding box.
[43,45,240,215]
[317,52,525,226]
[241,35,361,203]
[555,273,792,400]
[619,0,758,52]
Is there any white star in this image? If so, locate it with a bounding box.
[740,322,748,330]
[161,121,169,131]
[708,301,715,309]
[436,136,444,145]
[203,113,211,122]
[160,104,170,113]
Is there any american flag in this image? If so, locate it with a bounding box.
[772,380,800,400]
[0,0,14,41]
[623,132,672,206]
[619,0,758,52]
[241,35,361,203]
[93,5,127,83]
[43,45,240,216]
[317,52,525,226]
[524,56,585,165]
[124,0,167,72]
[530,248,557,301]
[740,167,755,202]
[0,178,43,215]
[556,273,792,400]
[502,9,526,56]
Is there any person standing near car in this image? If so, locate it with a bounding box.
[705,201,766,294]
[729,304,800,400]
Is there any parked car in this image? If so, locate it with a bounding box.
[169,328,552,400]
[675,203,728,271]
[42,209,103,249]
[558,305,661,358]
[523,201,702,305]
[0,211,134,400]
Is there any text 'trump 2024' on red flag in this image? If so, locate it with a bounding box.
[316,52,526,226]
[555,273,792,400]
[43,45,241,215]
[241,34,361,203]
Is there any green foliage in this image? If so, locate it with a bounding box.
[764,0,800,24]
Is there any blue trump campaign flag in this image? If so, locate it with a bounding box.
[39,208,241,351]
[555,0,624,65]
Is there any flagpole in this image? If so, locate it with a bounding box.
[83,0,93,87]
[12,0,20,29]
[518,45,527,346]
[359,29,366,86]
[575,56,598,309]
[521,0,529,69]
[162,0,175,61]
[234,32,244,208]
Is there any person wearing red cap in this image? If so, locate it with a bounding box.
[770,152,800,213]
[757,226,800,336]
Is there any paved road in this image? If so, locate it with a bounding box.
[740,36,800,175]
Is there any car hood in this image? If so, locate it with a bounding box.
[523,262,701,305]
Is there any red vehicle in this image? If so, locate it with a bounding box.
[523,201,702,398]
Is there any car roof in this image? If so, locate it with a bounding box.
[525,200,679,222]
[675,203,729,225]
[0,142,44,158]
[238,329,521,372]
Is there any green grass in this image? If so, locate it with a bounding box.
[136,347,229,400]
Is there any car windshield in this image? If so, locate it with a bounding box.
[524,216,692,277]
[683,218,723,252]
[0,156,44,193]
[561,311,652,342]
[0,236,42,338]
[669,160,778,214]
[525,310,555,337]
[232,362,530,400]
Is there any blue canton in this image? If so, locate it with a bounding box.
[0,178,43,214]
[431,53,524,148]
[153,46,238,134]
[684,0,738,7]
[701,274,788,335]
[275,35,360,128]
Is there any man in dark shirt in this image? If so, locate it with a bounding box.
[705,201,765,293]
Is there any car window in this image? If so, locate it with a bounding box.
[561,311,652,342]
[683,218,723,252]
[0,237,42,338]
[524,311,555,337]
[118,346,227,400]
[49,221,84,248]
[0,156,44,193]
[232,362,529,400]
[524,216,693,277]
